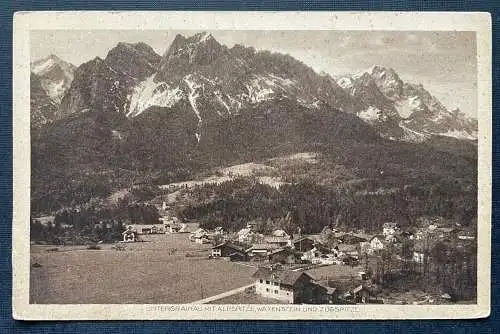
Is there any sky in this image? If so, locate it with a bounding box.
[30,30,477,118]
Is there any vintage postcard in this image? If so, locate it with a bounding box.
[13,11,491,320]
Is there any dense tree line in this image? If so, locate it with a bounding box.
[368,237,477,302]
[183,176,476,234]
[30,202,160,244]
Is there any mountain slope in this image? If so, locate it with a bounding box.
[30,73,58,128]
[58,43,162,120]
[30,55,76,127]
[337,65,478,141]
[31,55,76,104]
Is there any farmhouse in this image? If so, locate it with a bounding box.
[320,225,337,236]
[337,233,367,244]
[194,235,210,244]
[211,242,249,261]
[292,236,318,252]
[268,247,299,264]
[413,241,427,263]
[247,243,281,257]
[190,228,209,243]
[308,281,340,304]
[345,285,372,304]
[300,247,322,262]
[369,235,386,252]
[457,228,476,240]
[214,226,225,234]
[359,241,371,255]
[253,267,314,304]
[237,228,258,243]
[122,230,136,242]
[434,226,456,239]
[335,243,359,259]
[264,236,291,247]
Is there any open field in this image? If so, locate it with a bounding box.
[30,232,257,304]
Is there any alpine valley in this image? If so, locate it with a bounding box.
[30,32,477,234]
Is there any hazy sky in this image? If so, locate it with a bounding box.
[31,30,477,118]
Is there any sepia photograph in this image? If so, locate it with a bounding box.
[12,11,491,320]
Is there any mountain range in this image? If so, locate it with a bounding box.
[30,32,478,215]
[31,32,477,142]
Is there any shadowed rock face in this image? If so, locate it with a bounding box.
[30,55,76,127]
[105,42,161,80]
[30,72,58,129]
[58,42,163,120]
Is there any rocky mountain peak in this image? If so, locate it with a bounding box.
[367,65,404,100]
[156,32,226,81]
[337,65,477,141]
[105,42,161,80]
[30,54,76,118]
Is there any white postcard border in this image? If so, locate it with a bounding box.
[12,11,492,320]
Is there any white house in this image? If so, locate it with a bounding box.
[300,247,322,262]
[413,251,425,263]
[369,235,386,251]
[189,228,209,242]
[253,267,314,304]
[237,228,263,244]
[122,229,136,242]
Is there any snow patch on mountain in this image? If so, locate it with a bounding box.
[395,96,423,119]
[42,79,66,103]
[197,32,213,43]
[246,76,275,103]
[438,129,477,141]
[183,74,203,142]
[214,91,231,114]
[337,77,353,89]
[268,74,296,87]
[32,58,56,75]
[357,106,384,123]
[352,65,378,80]
[127,75,183,118]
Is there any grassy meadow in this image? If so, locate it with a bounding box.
[30,232,256,304]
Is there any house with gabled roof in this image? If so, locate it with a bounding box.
[253,267,315,303]
[211,242,249,261]
[369,235,386,252]
[338,233,367,244]
[264,235,291,247]
[247,243,281,258]
[292,236,315,252]
[122,229,136,242]
[268,247,299,264]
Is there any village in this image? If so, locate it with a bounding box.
[112,202,477,305]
